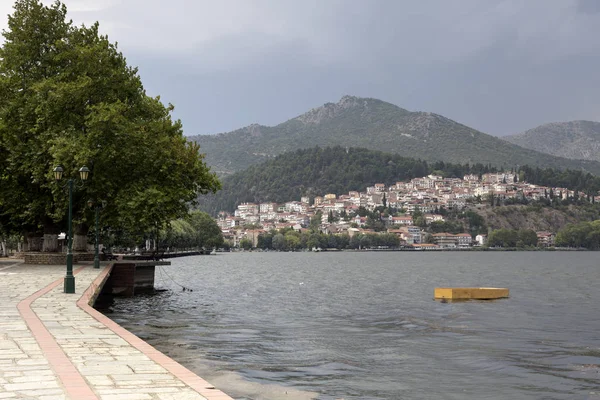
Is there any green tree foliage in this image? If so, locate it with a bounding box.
[327,210,338,223]
[310,211,322,231]
[239,238,252,250]
[257,233,273,249]
[272,233,285,251]
[0,0,220,240]
[347,233,400,249]
[487,229,538,248]
[250,229,400,251]
[555,220,600,249]
[284,231,301,251]
[160,211,223,250]
[458,211,487,237]
[428,220,464,234]
[188,211,224,249]
[365,215,386,231]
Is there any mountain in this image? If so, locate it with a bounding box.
[190,96,600,175]
[503,121,600,162]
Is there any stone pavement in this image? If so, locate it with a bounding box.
[0,261,233,400]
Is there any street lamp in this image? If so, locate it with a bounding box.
[53,165,89,293]
[87,199,106,269]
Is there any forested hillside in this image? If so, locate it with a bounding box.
[197,146,600,215]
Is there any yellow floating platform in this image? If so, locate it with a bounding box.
[434,287,509,300]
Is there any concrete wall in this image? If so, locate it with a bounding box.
[102,263,157,297]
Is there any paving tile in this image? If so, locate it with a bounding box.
[0,262,232,400]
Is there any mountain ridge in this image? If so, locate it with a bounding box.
[190,96,600,175]
[503,120,600,162]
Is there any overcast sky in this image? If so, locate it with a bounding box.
[2,0,600,136]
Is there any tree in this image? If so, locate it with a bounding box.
[327,210,337,223]
[412,206,422,218]
[517,229,538,247]
[306,234,319,250]
[272,233,285,251]
[487,229,516,248]
[356,206,369,217]
[239,238,252,250]
[349,234,362,249]
[188,211,223,249]
[257,233,273,249]
[0,0,74,249]
[556,221,600,249]
[310,211,322,231]
[365,215,385,231]
[284,232,301,251]
[487,228,537,248]
[424,233,434,244]
[0,0,220,250]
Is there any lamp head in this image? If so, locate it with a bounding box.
[79,166,90,181]
[53,166,64,181]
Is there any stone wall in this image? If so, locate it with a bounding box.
[24,252,95,265]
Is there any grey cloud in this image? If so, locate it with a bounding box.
[1,0,600,136]
[577,0,600,14]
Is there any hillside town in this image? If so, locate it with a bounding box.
[217,172,588,249]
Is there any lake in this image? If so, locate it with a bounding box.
[103,251,600,400]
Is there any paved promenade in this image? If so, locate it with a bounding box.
[0,260,233,400]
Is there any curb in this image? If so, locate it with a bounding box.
[77,264,234,400]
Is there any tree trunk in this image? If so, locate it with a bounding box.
[73,223,89,252]
[27,234,42,252]
[22,232,29,252]
[42,220,60,252]
[43,234,59,252]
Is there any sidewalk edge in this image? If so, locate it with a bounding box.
[77,264,234,400]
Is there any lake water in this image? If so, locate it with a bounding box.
[103,252,600,400]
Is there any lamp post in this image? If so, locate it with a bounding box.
[87,200,105,269]
[53,165,89,293]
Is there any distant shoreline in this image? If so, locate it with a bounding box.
[230,247,587,253]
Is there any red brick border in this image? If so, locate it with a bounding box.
[78,264,234,400]
[17,266,99,400]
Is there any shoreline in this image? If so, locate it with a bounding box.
[84,264,234,399]
[228,246,585,252]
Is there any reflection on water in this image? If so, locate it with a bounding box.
[103,252,600,400]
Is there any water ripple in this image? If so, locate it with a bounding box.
[103,252,600,400]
